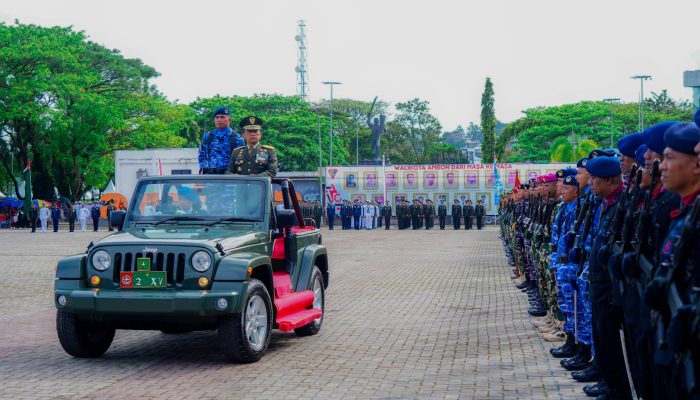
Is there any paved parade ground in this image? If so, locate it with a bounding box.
[0,227,588,399]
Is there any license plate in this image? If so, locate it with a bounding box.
[120,271,167,288]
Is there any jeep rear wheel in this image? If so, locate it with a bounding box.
[218,279,272,363]
[295,267,324,337]
[56,310,115,358]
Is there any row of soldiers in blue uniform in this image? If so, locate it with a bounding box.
[499,109,700,400]
[325,198,486,231]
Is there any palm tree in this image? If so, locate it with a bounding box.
[550,134,598,162]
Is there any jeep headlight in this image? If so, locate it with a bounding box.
[191,251,211,272]
[91,250,111,271]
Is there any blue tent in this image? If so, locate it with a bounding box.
[0,197,23,208]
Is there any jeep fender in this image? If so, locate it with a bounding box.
[294,245,328,291]
[56,254,87,279]
[214,252,271,281]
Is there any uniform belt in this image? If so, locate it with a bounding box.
[589,272,610,283]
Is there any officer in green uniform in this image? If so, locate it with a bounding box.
[226,116,278,177]
[437,199,447,230]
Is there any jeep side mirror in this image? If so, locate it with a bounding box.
[275,208,297,229]
[110,210,126,231]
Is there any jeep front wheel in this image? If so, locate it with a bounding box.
[295,266,324,337]
[56,310,115,358]
[218,279,272,363]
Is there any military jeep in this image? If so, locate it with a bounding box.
[54,176,328,363]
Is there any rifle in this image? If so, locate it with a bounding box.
[604,165,639,291]
[634,160,661,297]
[576,194,597,276]
[652,196,700,379]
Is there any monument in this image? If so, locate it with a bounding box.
[363,96,388,165]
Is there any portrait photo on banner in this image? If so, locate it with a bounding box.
[443,170,459,189]
[344,171,358,190]
[507,171,518,187]
[372,193,384,204]
[423,171,438,190]
[434,193,448,205]
[456,193,470,204]
[364,171,378,190]
[353,194,365,202]
[526,170,539,182]
[385,171,398,189]
[486,170,495,189]
[464,171,479,189]
[403,171,419,189]
[392,193,407,205]
[476,192,491,211]
[413,193,428,204]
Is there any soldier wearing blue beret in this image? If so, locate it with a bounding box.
[226,116,278,177]
[617,133,643,174]
[198,107,245,175]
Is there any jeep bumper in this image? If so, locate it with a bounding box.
[55,281,246,316]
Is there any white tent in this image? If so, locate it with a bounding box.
[103,180,116,194]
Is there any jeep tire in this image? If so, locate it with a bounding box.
[218,279,272,363]
[56,310,115,358]
[294,266,325,337]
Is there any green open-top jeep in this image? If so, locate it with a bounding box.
[54,175,328,363]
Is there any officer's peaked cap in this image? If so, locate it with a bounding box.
[240,116,263,129]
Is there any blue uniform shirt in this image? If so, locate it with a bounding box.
[198,127,245,171]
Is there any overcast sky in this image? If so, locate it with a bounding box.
[3,0,700,130]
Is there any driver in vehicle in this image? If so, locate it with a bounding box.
[175,187,201,215]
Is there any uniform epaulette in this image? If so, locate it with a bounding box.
[261,145,275,149]
[233,146,246,151]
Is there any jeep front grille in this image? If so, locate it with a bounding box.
[111,251,187,285]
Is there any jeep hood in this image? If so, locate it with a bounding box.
[96,228,264,250]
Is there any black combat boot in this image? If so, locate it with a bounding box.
[560,343,584,368]
[550,334,576,358]
[583,381,607,397]
[572,358,601,382]
[562,344,591,371]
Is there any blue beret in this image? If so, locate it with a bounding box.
[588,149,618,158]
[664,123,700,155]
[556,168,577,179]
[695,107,700,128]
[642,121,677,154]
[178,187,199,202]
[617,133,643,157]
[563,175,578,186]
[213,106,230,116]
[576,157,589,168]
[634,144,648,166]
[585,156,621,178]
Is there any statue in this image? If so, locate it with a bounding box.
[366,97,386,161]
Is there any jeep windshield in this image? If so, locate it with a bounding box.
[128,178,266,224]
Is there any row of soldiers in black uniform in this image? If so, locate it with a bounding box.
[325,198,486,230]
[499,112,700,400]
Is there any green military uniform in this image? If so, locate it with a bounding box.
[226,116,278,177]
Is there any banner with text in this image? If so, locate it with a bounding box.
[324,163,570,215]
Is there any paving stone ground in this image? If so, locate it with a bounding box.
[0,226,590,399]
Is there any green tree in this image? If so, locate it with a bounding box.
[549,135,598,162]
[480,78,496,163]
[394,98,442,164]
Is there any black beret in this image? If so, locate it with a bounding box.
[563,175,578,186]
[556,168,577,178]
[588,149,618,158]
[576,157,588,168]
[642,121,677,154]
[240,116,264,129]
[617,133,644,157]
[663,123,700,155]
[213,106,230,116]
[585,156,621,178]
